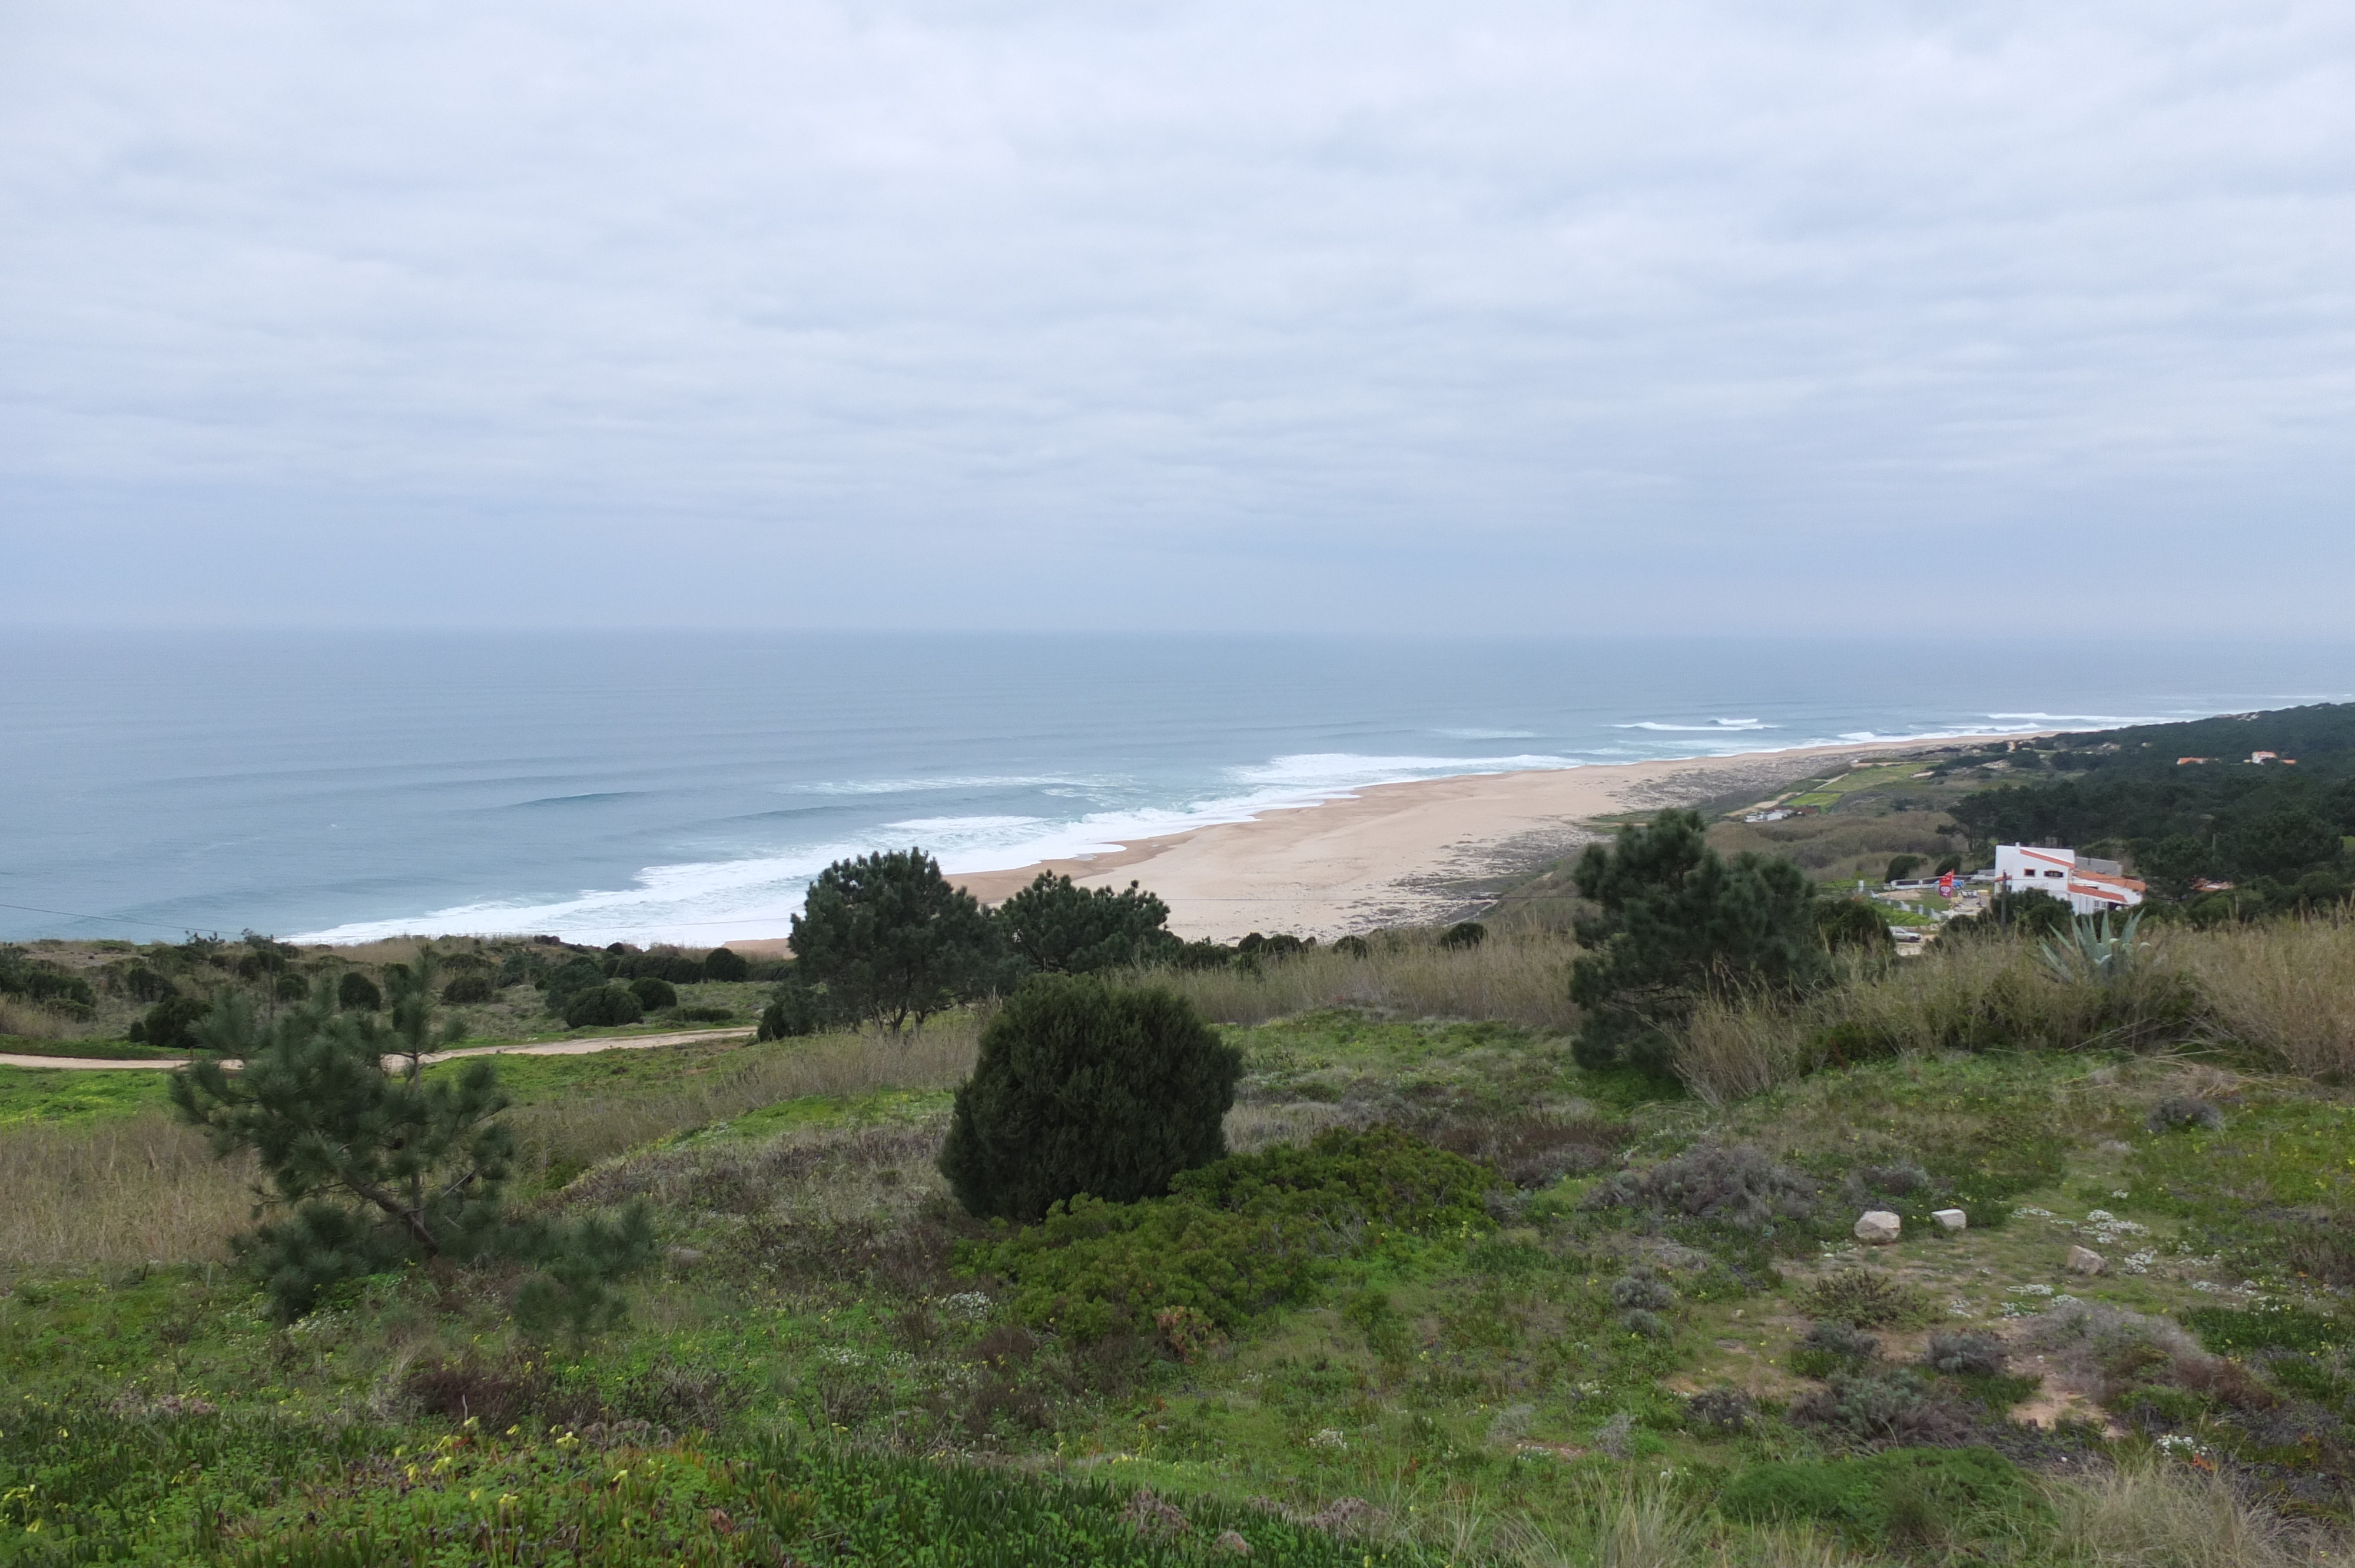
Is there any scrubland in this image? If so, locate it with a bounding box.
[9,914,2355,1564]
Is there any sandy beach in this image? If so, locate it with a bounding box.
[911,734,2021,944]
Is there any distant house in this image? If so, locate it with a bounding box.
[1742,808,1796,823]
[1994,843,2145,915]
[2177,756,2213,766]
[2250,750,2278,765]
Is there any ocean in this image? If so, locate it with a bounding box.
[1,630,2347,947]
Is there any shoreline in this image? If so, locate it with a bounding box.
[731,732,2032,949]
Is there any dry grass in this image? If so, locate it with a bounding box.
[0,1026,980,1274]
[0,996,87,1040]
[0,1111,254,1271]
[505,1024,978,1181]
[2051,1457,2320,1568]
[2179,912,2355,1079]
[1126,931,1582,1031]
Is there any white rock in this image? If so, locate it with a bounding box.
[1855,1211,1902,1244]
[1932,1208,1968,1232]
[2067,1245,2106,1275]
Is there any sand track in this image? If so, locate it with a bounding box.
[0,1026,754,1074]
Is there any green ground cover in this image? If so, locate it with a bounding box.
[10,944,2355,1564]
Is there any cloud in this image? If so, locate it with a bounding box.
[2,0,2350,629]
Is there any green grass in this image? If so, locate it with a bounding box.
[0,1064,171,1125]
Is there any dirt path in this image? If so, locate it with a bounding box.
[0,1027,755,1074]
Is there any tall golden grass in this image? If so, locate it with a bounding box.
[0,1025,980,1273]
[0,1112,253,1270]
[1125,931,1581,1031]
[1678,914,2355,1104]
[2177,912,2355,1080]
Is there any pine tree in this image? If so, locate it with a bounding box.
[1568,810,1826,1074]
[790,849,1005,1031]
[170,951,654,1327]
[994,873,1179,974]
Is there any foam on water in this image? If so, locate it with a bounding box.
[3,629,2344,948]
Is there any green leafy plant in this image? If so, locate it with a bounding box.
[1799,1268,1939,1330]
[940,976,1240,1222]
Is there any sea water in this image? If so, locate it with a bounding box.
[0,630,2346,946]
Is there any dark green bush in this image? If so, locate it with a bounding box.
[1170,940,1235,971]
[758,976,845,1039]
[131,994,212,1052]
[1438,921,1487,951]
[564,983,644,1029]
[1332,935,1371,959]
[940,976,1240,1222]
[118,965,177,1003]
[628,976,678,1011]
[1791,1320,1881,1378]
[674,1005,734,1024]
[0,946,97,1012]
[701,946,751,982]
[336,971,383,1012]
[1814,898,1894,955]
[1790,1370,1975,1447]
[442,973,496,1005]
[542,957,609,1015]
[1885,855,1923,883]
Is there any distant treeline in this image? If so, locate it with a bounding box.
[1933,702,2355,914]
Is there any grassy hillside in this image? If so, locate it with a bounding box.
[9,911,2355,1565]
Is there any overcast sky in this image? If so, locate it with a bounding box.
[2,1,2349,633]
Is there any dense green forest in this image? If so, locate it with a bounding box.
[1938,704,2355,911]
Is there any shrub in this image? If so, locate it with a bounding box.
[1799,1269,1938,1330]
[131,994,212,1052]
[274,972,310,1002]
[1438,921,1487,951]
[0,948,97,1012]
[1332,935,1371,959]
[118,965,177,1003]
[996,874,1179,974]
[1686,1388,1752,1436]
[974,1127,1500,1341]
[628,976,678,1012]
[702,946,751,982]
[1586,1144,1817,1235]
[1610,1266,1676,1312]
[565,984,644,1029]
[543,957,609,1015]
[758,977,845,1039]
[674,1005,734,1024]
[442,973,496,1005]
[1885,855,1923,883]
[1923,1333,2007,1377]
[2146,1095,2224,1133]
[1425,1111,1624,1188]
[1790,1370,1975,1447]
[1815,898,1895,956]
[1791,1320,1881,1377]
[1617,1307,1670,1338]
[940,976,1240,1223]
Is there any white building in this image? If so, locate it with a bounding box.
[1994,844,2145,915]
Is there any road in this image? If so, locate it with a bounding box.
[0,1027,756,1073]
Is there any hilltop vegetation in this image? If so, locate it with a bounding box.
[8,708,2355,1564]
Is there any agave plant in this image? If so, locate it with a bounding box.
[2039,908,2150,988]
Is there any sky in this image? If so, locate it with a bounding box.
[2,1,2350,633]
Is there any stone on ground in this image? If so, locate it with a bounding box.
[1855,1210,1902,1244]
[1931,1208,1968,1231]
[2066,1244,2106,1275]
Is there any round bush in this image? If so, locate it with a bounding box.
[336,971,383,1012]
[701,946,750,982]
[1332,935,1371,959]
[938,976,1243,1222]
[628,976,678,1011]
[1438,921,1487,951]
[441,974,496,1006]
[132,994,211,1052]
[275,972,310,1002]
[564,983,644,1029]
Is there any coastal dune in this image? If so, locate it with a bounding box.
[941,736,2012,944]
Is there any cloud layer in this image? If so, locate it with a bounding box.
[4,0,2350,628]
